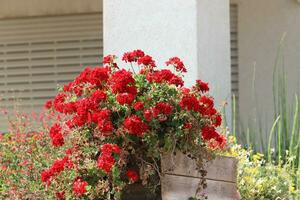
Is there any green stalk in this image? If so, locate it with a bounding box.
[268,115,281,163]
[297,130,300,169]
[289,95,299,157]
[246,128,250,148]
[277,119,282,163]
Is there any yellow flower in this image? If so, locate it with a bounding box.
[289,185,295,193]
[253,153,264,162]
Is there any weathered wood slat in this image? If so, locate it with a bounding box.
[161,151,237,183]
[161,174,237,200]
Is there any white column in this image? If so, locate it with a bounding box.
[103,0,231,124]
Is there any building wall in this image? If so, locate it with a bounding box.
[231,0,300,129]
[0,0,102,18]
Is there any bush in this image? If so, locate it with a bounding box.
[12,50,225,199]
[225,136,299,199]
[0,111,65,199]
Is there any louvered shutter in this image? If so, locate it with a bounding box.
[230,4,240,130]
[0,13,102,131]
[230,4,238,100]
[230,4,239,105]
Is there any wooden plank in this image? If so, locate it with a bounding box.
[161,151,237,183]
[161,174,237,200]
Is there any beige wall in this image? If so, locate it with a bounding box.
[232,0,300,129]
[0,0,102,19]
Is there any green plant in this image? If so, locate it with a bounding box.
[38,50,226,199]
[230,35,300,198]
[0,111,64,199]
[224,136,299,200]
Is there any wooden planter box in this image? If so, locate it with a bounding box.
[161,152,238,200]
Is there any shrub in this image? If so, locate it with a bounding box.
[39,50,226,199]
[0,111,65,199]
[225,136,299,199]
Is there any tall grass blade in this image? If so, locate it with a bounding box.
[277,119,282,163]
[268,115,281,162]
[289,95,299,157]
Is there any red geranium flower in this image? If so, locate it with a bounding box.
[195,80,209,93]
[166,57,187,73]
[124,115,148,136]
[73,179,88,196]
[133,102,144,111]
[126,169,139,183]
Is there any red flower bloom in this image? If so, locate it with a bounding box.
[63,102,77,114]
[73,179,88,196]
[137,55,156,68]
[147,69,183,87]
[179,95,200,112]
[91,90,107,104]
[155,102,173,115]
[169,75,184,87]
[49,123,64,147]
[53,93,66,113]
[199,96,216,116]
[111,69,135,94]
[213,114,222,127]
[101,143,121,155]
[89,67,110,87]
[143,109,153,121]
[55,191,65,200]
[207,134,227,149]
[97,155,116,173]
[41,156,73,183]
[44,100,53,109]
[201,126,219,141]
[166,57,187,73]
[122,49,145,62]
[97,144,121,173]
[124,115,148,136]
[103,55,118,68]
[133,102,144,111]
[195,80,209,93]
[126,169,139,183]
[116,93,135,105]
[41,169,54,183]
[183,122,193,129]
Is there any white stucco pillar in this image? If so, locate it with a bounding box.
[103,0,231,124]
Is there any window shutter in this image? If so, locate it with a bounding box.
[0,13,102,131]
[230,4,238,101]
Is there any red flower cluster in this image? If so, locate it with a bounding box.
[194,80,209,93]
[73,179,88,196]
[55,191,65,200]
[111,69,137,105]
[201,126,226,148]
[133,102,144,111]
[97,144,121,173]
[126,169,139,183]
[137,55,156,68]
[155,102,173,116]
[49,123,64,147]
[165,57,187,73]
[124,115,148,136]
[103,54,118,69]
[147,69,184,87]
[41,156,73,183]
[122,49,145,63]
[179,95,201,112]
[143,108,159,121]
